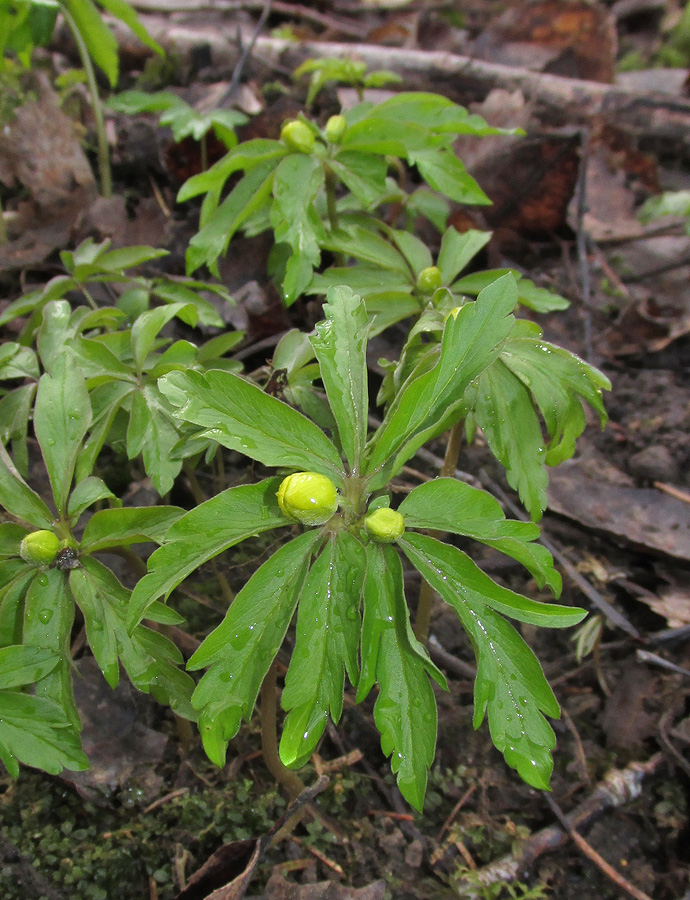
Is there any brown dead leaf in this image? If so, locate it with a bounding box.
[548,459,690,562]
[602,294,690,356]
[640,587,690,628]
[601,661,657,749]
[255,872,386,900]
[475,0,617,82]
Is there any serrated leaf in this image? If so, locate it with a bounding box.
[159,370,344,482]
[0,691,88,777]
[185,161,278,275]
[279,532,365,769]
[469,358,548,521]
[400,533,577,790]
[360,543,443,810]
[364,274,517,487]
[33,353,92,517]
[23,567,79,726]
[190,530,320,766]
[128,478,289,628]
[79,505,183,553]
[71,558,195,716]
[399,478,561,594]
[310,287,369,472]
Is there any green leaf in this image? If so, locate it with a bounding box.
[71,558,195,716]
[0,691,88,777]
[0,442,55,529]
[131,303,197,374]
[399,478,561,594]
[185,161,278,275]
[329,152,388,207]
[364,274,517,487]
[321,225,409,273]
[128,478,289,628]
[0,645,60,689]
[126,386,185,496]
[0,524,30,560]
[79,506,183,553]
[33,353,92,517]
[177,139,286,203]
[108,89,183,114]
[437,227,492,285]
[310,287,369,472]
[409,148,490,205]
[190,530,320,766]
[23,567,79,727]
[452,270,570,313]
[270,154,326,304]
[499,326,610,466]
[0,565,35,647]
[280,532,365,769]
[391,230,433,277]
[401,533,577,790]
[159,370,344,483]
[360,543,444,810]
[68,476,117,522]
[97,0,164,55]
[63,0,119,86]
[0,383,36,477]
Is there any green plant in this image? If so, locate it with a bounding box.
[178,92,512,304]
[0,238,241,492]
[639,189,690,233]
[107,89,248,171]
[293,57,402,107]
[309,222,569,335]
[1,0,163,197]
[126,284,605,810]
[0,351,195,776]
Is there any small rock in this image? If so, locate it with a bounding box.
[404,839,424,868]
[628,444,677,482]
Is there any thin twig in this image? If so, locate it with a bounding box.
[224,0,273,104]
[574,128,593,361]
[544,794,655,900]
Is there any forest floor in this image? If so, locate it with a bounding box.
[1,1,690,899]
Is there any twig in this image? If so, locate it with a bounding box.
[544,794,655,900]
[428,634,476,681]
[460,754,664,898]
[636,648,690,679]
[224,0,273,104]
[653,481,690,504]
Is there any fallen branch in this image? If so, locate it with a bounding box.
[109,18,690,154]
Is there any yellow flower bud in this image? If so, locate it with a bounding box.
[365,507,405,543]
[416,266,443,295]
[280,120,316,154]
[277,472,338,526]
[325,114,347,144]
[19,530,60,565]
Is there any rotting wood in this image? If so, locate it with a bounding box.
[108,17,690,155]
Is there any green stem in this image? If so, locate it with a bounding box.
[260,662,305,800]
[61,4,112,198]
[413,421,464,643]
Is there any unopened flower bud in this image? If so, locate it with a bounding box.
[277,472,338,526]
[280,120,316,154]
[19,530,60,565]
[365,507,405,543]
[325,114,347,144]
[416,266,443,295]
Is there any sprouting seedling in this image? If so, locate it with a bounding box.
[293,56,402,107]
[108,90,248,170]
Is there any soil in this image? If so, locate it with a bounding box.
[1,2,690,899]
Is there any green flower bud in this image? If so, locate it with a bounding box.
[19,530,60,565]
[325,114,347,144]
[277,472,338,526]
[417,266,443,295]
[280,119,316,154]
[365,507,405,543]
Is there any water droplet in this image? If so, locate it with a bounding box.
[345,604,358,622]
[38,608,53,624]
[37,575,48,587]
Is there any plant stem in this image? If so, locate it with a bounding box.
[413,421,464,643]
[0,196,7,245]
[260,661,305,800]
[60,5,112,198]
